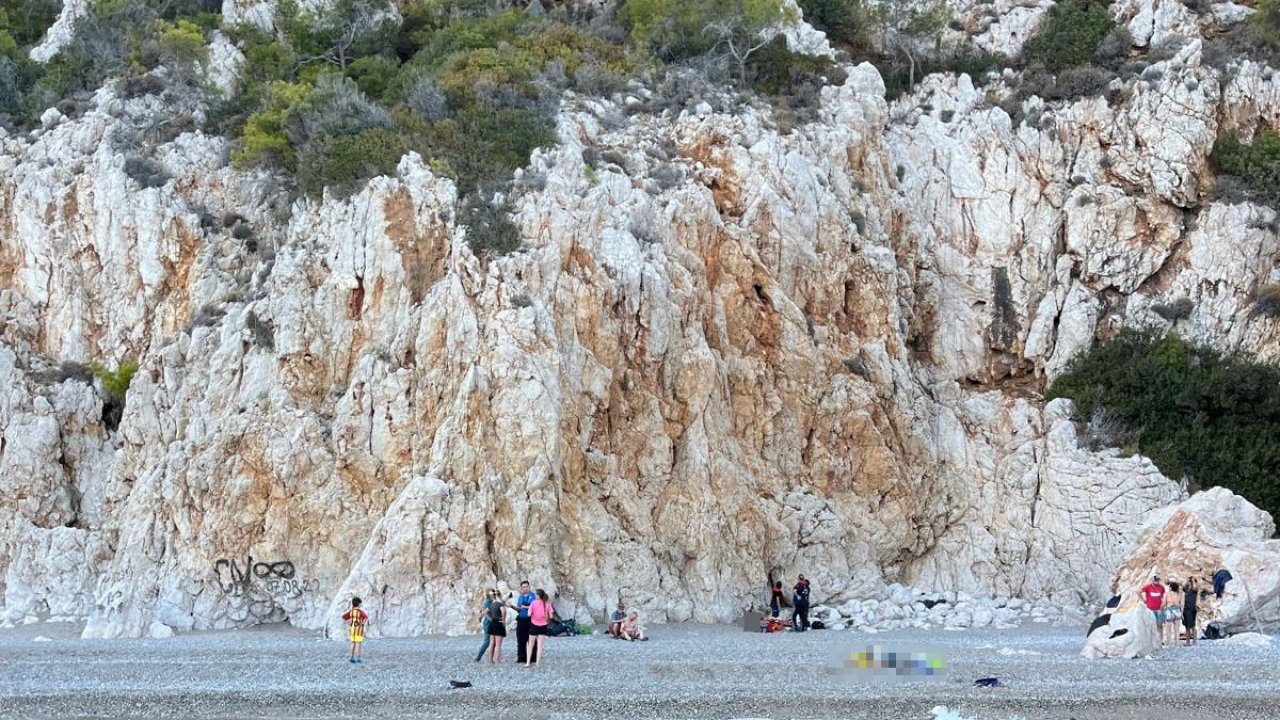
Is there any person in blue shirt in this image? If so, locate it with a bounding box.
[515,580,537,664]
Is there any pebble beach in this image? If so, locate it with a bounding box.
[2,619,1277,720]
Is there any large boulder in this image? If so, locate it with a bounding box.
[1082,597,1161,659]
[1111,488,1280,635]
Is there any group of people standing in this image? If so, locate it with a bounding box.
[770,574,812,631]
[1140,574,1201,647]
[476,580,554,666]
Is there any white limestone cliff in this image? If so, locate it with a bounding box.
[3,0,1279,638]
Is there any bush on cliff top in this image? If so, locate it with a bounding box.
[1211,129,1280,211]
[1049,329,1280,524]
[1022,0,1114,72]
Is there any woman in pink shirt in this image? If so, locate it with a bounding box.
[525,588,552,667]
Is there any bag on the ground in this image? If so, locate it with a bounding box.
[810,620,826,630]
[548,619,578,637]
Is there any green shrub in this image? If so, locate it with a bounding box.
[346,54,402,101]
[284,73,392,146]
[459,194,521,256]
[1022,0,1114,72]
[1211,129,1280,210]
[435,47,540,108]
[89,360,139,403]
[877,48,1004,100]
[89,359,140,431]
[276,0,397,70]
[232,80,312,170]
[1254,0,1280,45]
[297,127,407,197]
[620,0,791,63]
[1049,329,1280,525]
[149,18,210,83]
[796,0,869,49]
[0,0,61,48]
[443,105,556,195]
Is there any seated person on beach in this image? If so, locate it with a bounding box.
[609,602,627,638]
[621,611,646,641]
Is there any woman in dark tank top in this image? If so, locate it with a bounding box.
[1182,578,1200,646]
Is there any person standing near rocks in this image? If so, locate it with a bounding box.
[770,581,788,618]
[475,589,497,662]
[1141,574,1166,640]
[1162,581,1182,648]
[792,575,811,632]
[486,591,509,663]
[526,588,553,667]
[342,597,369,664]
[515,580,536,664]
[1182,577,1200,646]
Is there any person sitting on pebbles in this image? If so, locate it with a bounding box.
[609,601,627,638]
[621,611,648,641]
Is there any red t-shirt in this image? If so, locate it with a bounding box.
[1141,583,1165,610]
[343,608,368,627]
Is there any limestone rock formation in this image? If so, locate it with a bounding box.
[3,0,1280,638]
[1082,601,1161,659]
[1111,488,1280,634]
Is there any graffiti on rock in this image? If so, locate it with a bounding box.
[214,556,319,597]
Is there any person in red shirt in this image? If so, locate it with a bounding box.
[1141,574,1167,641]
[342,597,369,664]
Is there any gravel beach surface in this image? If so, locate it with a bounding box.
[2,620,1276,720]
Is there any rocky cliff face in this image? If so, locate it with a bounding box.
[2,0,1276,638]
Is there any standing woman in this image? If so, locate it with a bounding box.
[770,581,787,618]
[475,589,496,662]
[1183,577,1200,646]
[1162,581,1182,648]
[526,588,553,667]
[486,591,508,663]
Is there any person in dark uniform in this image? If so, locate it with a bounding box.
[515,580,536,664]
[792,575,811,632]
[1182,577,1200,646]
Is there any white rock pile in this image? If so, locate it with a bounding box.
[810,583,1089,633]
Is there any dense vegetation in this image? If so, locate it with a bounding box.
[1210,128,1280,211]
[797,0,1002,99]
[1049,329,1280,524]
[6,0,1275,235]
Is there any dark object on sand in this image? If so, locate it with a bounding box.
[922,598,948,610]
[449,681,473,689]
[1203,622,1226,640]
[1105,594,1121,609]
[974,677,1000,687]
[810,620,826,630]
[1087,613,1111,636]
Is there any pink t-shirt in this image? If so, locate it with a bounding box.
[529,598,552,626]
